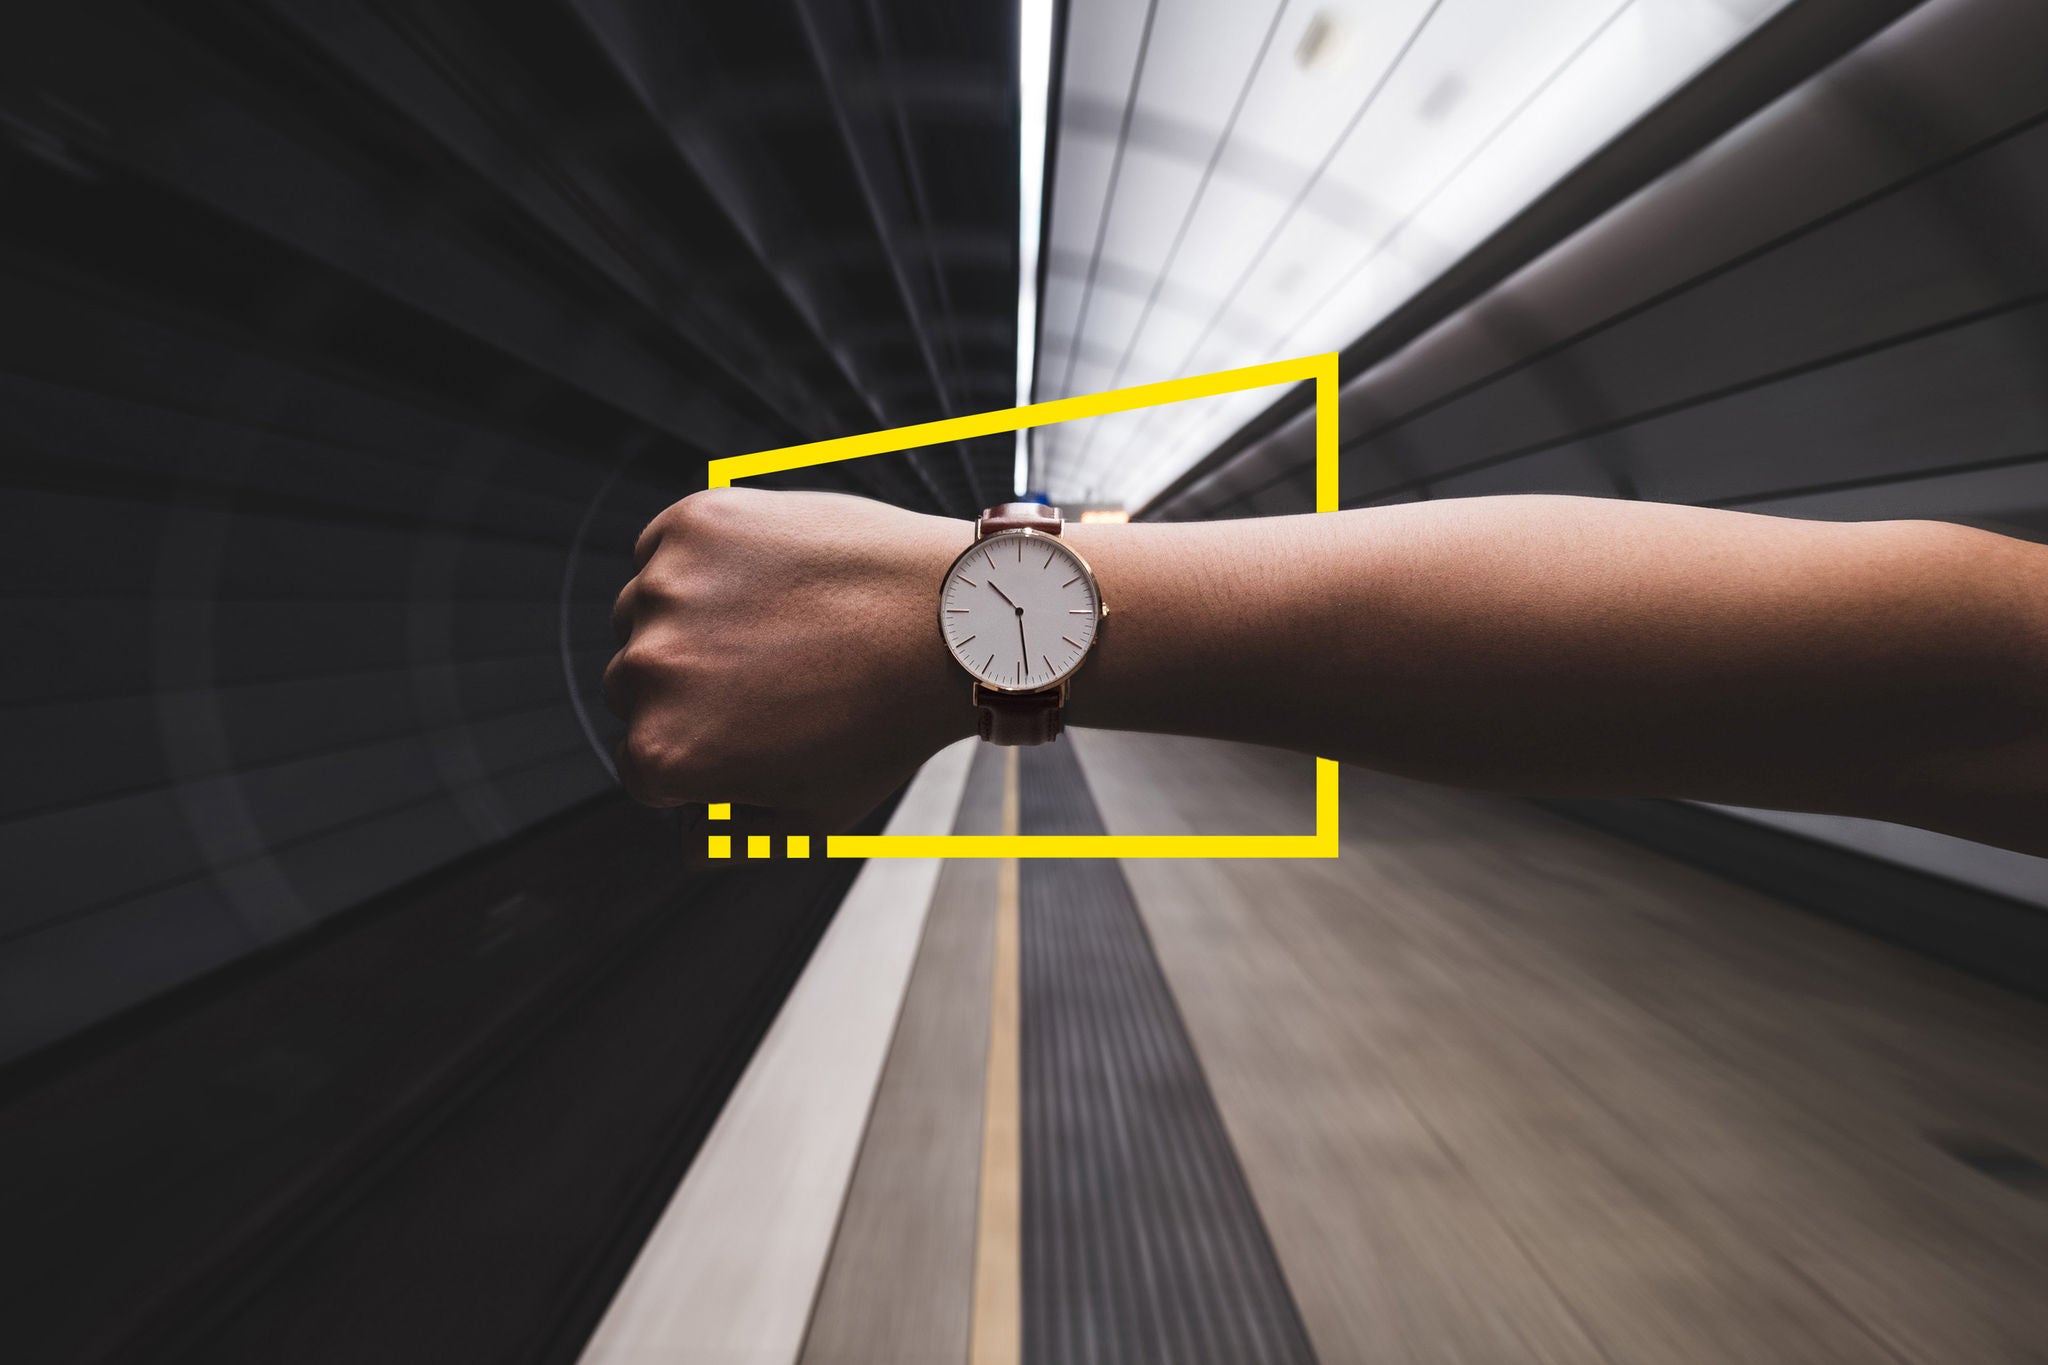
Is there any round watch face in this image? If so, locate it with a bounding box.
[939,530,1103,692]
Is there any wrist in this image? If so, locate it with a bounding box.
[1056,523,1144,730]
[897,513,982,747]
[1058,520,1237,738]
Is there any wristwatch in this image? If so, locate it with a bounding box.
[938,502,1106,745]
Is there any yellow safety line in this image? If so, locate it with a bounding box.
[969,748,1022,1365]
[706,353,1345,864]
[707,354,1328,486]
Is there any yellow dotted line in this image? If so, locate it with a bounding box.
[704,804,808,859]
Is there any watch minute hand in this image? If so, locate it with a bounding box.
[988,581,1020,609]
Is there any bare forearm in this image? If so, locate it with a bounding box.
[611,488,2045,850]
[1056,497,2048,851]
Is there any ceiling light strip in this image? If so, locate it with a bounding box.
[1017,0,1057,495]
[1054,0,1296,489]
[1052,0,1162,405]
[1083,0,1448,500]
[1275,0,1641,370]
[1118,0,1638,503]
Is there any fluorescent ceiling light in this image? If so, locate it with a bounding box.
[1036,0,1794,511]
[1017,0,1055,496]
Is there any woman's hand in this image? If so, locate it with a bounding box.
[604,487,973,832]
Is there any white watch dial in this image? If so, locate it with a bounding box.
[939,530,1102,691]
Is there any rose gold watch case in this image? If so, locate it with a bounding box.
[937,526,1108,695]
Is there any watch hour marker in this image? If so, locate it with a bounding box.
[1043,655,1055,673]
[957,634,975,646]
[1043,547,1057,568]
[1016,539,1022,561]
[984,653,996,673]
[983,549,996,569]
[1068,608,1091,614]
[957,575,978,587]
[1062,575,1081,587]
[947,607,970,613]
[1062,635,1083,649]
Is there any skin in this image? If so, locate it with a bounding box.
[605,487,2048,855]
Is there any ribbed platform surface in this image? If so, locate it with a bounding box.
[1018,742,1317,1365]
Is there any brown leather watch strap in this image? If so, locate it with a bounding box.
[978,502,1063,537]
[974,684,1064,746]
[971,502,1069,746]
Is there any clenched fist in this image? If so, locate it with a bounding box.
[605,488,975,832]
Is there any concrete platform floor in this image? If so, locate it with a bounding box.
[805,732,2048,1365]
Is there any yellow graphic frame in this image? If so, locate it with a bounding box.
[707,352,1341,860]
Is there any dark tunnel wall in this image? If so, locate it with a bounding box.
[0,0,1019,1063]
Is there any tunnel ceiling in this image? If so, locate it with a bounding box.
[1,0,1020,518]
[583,0,1025,511]
[1146,0,2048,541]
[1032,0,1799,511]
[533,0,1025,512]
[532,0,1026,513]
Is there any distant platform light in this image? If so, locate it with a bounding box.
[1079,509,1131,524]
[1295,11,1356,74]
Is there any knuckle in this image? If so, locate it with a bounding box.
[670,486,738,528]
[606,634,671,679]
[599,654,632,719]
[622,729,703,801]
[601,636,681,719]
[633,568,688,608]
[637,488,740,563]
[615,635,672,678]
